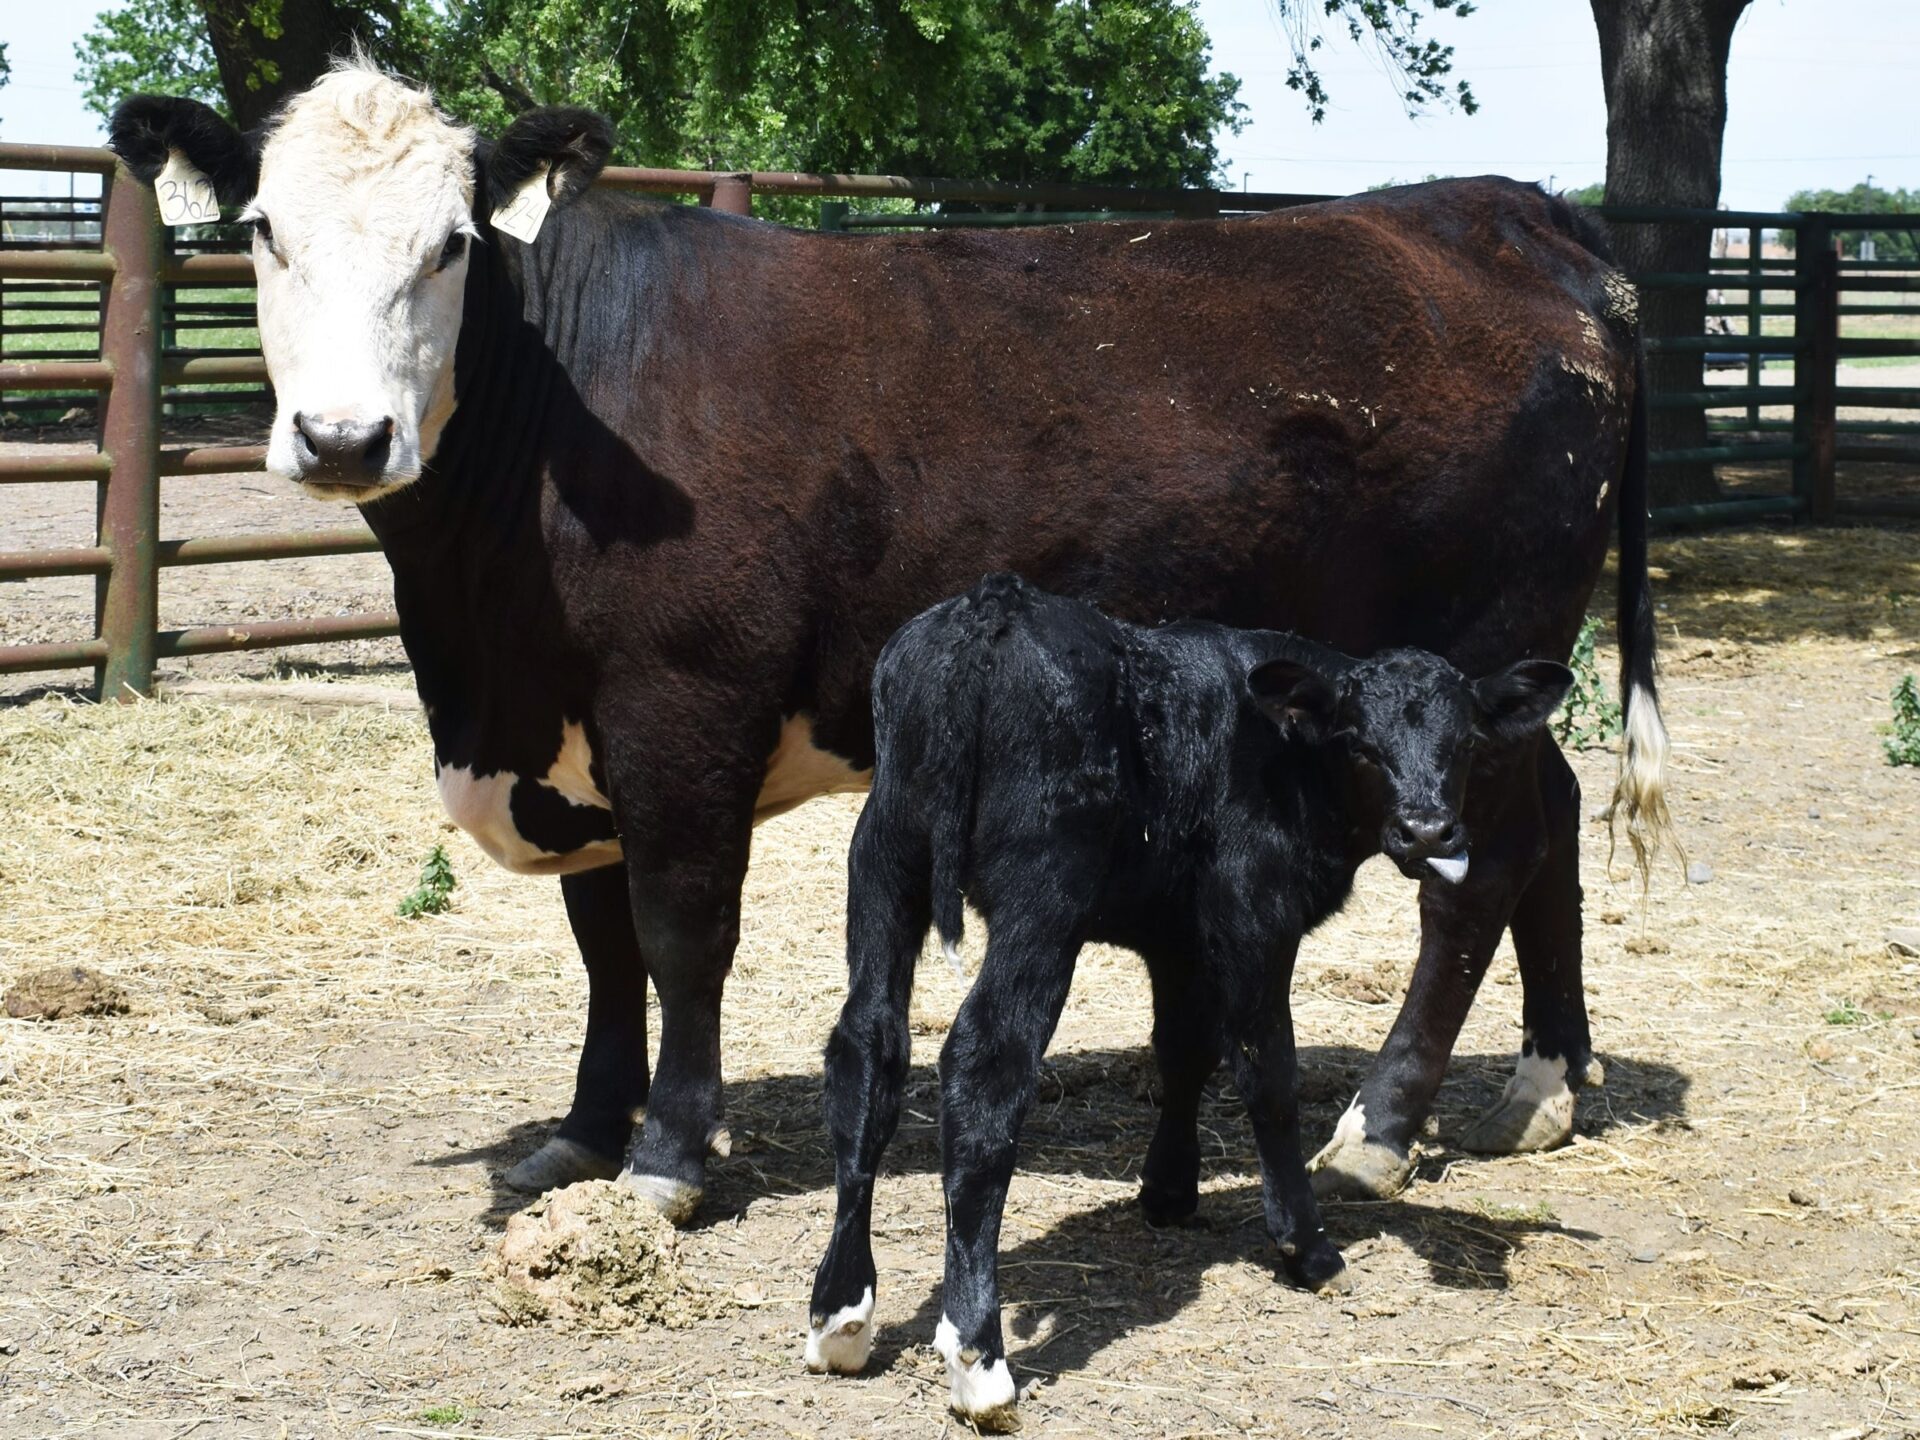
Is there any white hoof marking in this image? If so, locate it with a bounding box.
[1460,1043,1575,1154]
[806,1286,875,1374]
[1307,1097,1367,1174]
[934,1315,1018,1424]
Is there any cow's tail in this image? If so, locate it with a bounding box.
[1606,344,1680,884]
[926,576,1021,971]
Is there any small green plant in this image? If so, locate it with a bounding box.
[1551,616,1623,751]
[1824,1001,1869,1027]
[1885,674,1920,767]
[397,843,457,918]
[417,1402,466,1426]
[1473,1197,1559,1224]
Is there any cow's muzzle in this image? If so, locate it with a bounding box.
[1382,809,1469,884]
[291,411,394,488]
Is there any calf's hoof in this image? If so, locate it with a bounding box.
[1458,1051,1578,1155]
[503,1136,620,1194]
[805,1287,875,1375]
[618,1168,704,1226]
[1137,1178,1199,1228]
[1282,1239,1351,1296]
[1307,1101,1413,1201]
[933,1318,1019,1431]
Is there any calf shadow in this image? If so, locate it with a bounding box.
[436,1041,1690,1235]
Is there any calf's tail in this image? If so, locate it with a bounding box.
[925,577,1024,968]
[1607,343,1680,883]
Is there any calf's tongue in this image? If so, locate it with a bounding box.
[1426,853,1470,884]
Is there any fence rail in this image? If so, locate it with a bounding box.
[3,140,1918,695]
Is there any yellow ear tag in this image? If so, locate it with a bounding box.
[490,163,552,244]
[155,149,220,226]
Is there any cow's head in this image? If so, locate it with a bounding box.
[1249,648,1571,884]
[110,60,611,501]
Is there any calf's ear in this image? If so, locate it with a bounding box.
[108,96,259,207]
[484,106,614,216]
[1248,658,1338,741]
[1473,659,1574,743]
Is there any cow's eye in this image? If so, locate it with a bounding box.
[435,231,469,272]
[250,215,274,250]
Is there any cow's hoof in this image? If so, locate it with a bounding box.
[934,1318,1019,1431]
[1137,1179,1199,1228]
[618,1168,703,1226]
[503,1136,620,1194]
[1458,1052,1577,1155]
[805,1287,875,1375]
[1307,1135,1413,1202]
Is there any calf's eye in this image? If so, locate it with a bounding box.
[436,231,469,272]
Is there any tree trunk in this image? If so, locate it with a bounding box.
[194,0,366,131]
[1591,0,1752,507]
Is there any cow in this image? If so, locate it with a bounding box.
[806,574,1572,1422]
[108,56,1671,1225]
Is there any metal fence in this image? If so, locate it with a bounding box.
[3,140,1917,698]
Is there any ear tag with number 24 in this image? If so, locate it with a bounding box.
[156,150,220,227]
[491,164,553,244]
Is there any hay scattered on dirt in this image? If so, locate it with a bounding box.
[490,1180,716,1329]
[4,965,129,1021]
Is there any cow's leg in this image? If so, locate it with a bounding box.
[1460,740,1601,1154]
[807,798,929,1375]
[601,725,758,1225]
[1224,939,1347,1293]
[505,864,649,1192]
[935,911,1080,1428]
[1138,955,1221,1227]
[1310,752,1545,1201]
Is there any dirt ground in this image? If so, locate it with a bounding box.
[1,458,1918,1437]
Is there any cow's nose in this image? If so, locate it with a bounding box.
[1387,811,1464,858]
[292,412,393,481]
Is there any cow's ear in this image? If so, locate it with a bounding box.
[1248,657,1339,741]
[108,96,259,208]
[485,107,613,216]
[1473,659,1573,743]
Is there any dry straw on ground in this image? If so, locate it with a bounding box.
[0,523,1916,1437]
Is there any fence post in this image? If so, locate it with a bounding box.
[1745,224,1761,431]
[95,162,162,700]
[1791,217,1837,523]
[706,173,752,216]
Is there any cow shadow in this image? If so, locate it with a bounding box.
[436,1041,1690,1241]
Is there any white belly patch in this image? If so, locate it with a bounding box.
[436,720,622,876]
[755,714,871,823]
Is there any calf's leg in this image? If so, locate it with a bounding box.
[807,799,930,1374]
[936,912,1081,1427]
[1460,740,1601,1153]
[1138,956,1220,1227]
[1224,950,1346,1293]
[1310,751,1544,1201]
[505,864,648,1193]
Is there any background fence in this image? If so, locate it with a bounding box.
[4,142,1917,698]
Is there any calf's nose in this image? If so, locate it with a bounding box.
[292,412,393,482]
[1388,811,1465,857]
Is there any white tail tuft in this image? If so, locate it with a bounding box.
[1607,680,1680,884]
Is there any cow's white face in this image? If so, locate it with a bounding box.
[243,68,478,501]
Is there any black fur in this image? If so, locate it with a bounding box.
[809,576,1569,1402]
[483,107,614,219]
[107,97,260,208]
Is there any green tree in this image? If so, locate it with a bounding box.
[1564,181,1606,207]
[1269,1,1478,123]
[1783,183,1919,262]
[79,0,1242,190]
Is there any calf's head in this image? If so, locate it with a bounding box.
[110,60,610,501]
[1249,648,1572,883]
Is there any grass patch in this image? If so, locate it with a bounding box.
[1886,674,1920,767]
[417,1402,467,1426]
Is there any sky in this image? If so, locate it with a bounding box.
[2,0,1916,210]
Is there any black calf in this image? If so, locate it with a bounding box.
[806,575,1570,1424]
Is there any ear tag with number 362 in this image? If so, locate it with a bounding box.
[491,164,553,244]
[155,150,220,227]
